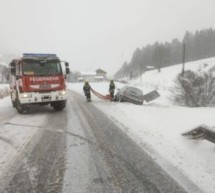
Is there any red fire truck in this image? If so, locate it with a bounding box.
[9,53,70,113]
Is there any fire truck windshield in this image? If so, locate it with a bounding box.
[23,60,62,76]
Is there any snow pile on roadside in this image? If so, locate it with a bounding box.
[68,58,215,193]
[93,99,215,193]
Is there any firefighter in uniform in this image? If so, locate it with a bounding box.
[109,80,115,101]
[83,81,91,101]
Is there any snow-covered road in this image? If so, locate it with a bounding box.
[0,79,214,193]
[0,95,67,192]
[0,98,48,192]
[0,88,200,193]
[69,82,215,193]
[63,90,195,193]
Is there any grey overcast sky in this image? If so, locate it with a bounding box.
[0,0,215,74]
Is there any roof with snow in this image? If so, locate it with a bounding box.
[22,53,59,60]
[96,69,107,74]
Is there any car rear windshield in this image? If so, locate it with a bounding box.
[126,87,143,95]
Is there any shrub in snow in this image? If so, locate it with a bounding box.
[209,65,215,75]
[174,70,215,107]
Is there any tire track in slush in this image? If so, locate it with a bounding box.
[71,92,161,193]
[68,90,200,193]
[3,110,67,193]
[0,122,43,193]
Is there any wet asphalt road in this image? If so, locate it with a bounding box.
[1,91,203,193]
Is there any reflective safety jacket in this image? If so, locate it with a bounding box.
[109,82,115,92]
[83,84,91,93]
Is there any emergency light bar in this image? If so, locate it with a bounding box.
[22,53,59,60]
[23,53,57,57]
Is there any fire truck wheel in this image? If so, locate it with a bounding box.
[16,100,30,114]
[12,102,16,108]
[12,100,16,108]
[52,101,66,111]
[10,93,16,108]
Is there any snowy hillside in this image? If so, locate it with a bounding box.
[129,57,215,106]
[140,58,215,83]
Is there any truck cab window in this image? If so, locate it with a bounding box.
[23,61,62,75]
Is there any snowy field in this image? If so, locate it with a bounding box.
[68,57,215,193]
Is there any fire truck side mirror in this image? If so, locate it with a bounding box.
[66,67,70,74]
[11,67,16,75]
[65,62,69,67]
[10,60,16,67]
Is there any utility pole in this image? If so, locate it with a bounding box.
[158,59,161,73]
[182,43,186,75]
[140,68,142,83]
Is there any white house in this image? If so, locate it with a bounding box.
[79,69,107,82]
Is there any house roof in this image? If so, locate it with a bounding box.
[96,69,107,74]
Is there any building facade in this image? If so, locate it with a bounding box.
[79,69,107,82]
